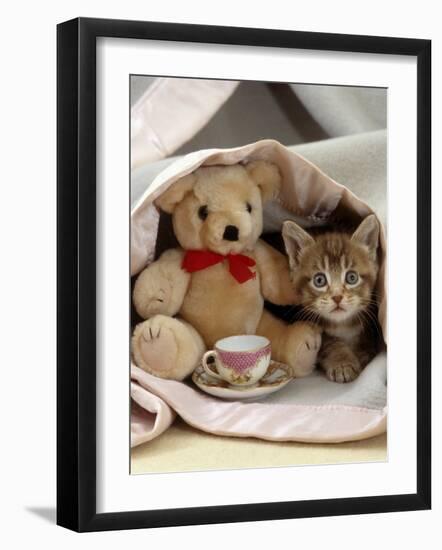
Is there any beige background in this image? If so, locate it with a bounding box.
[131,80,388,473]
[132,419,386,474]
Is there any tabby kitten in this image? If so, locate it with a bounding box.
[282,215,380,383]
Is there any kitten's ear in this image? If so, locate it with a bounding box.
[282,220,315,270]
[351,215,380,260]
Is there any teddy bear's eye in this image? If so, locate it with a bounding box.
[198,205,209,221]
[246,202,252,213]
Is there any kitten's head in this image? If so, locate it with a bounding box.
[282,215,380,324]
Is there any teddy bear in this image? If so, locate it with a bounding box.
[131,160,322,381]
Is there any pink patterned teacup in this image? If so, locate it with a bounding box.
[202,335,271,386]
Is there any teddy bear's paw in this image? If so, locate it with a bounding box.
[288,323,322,378]
[132,315,205,381]
[133,249,189,319]
[135,316,179,375]
[134,281,173,319]
[146,287,170,316]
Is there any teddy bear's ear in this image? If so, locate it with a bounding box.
[154,173,196,213]
[245,160,281,202]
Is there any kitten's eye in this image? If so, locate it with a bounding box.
[313,272,327,288]
[246,202,252,213]
[345,270,359,285]
[198,205,209,221]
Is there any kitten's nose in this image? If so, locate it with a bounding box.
[223,225,239,241]
[332,295,343,305]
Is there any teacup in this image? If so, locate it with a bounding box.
[202,335,271,386]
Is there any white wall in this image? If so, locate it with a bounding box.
[0,0,439,547]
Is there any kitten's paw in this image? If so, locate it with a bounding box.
[326,362,360,384]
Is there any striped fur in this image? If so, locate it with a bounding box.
[282,215,380,383]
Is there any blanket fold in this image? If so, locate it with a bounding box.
[131,359,386,446]
[130,132,387,447]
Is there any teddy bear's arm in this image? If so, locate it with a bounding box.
[254,239,299,305]
[133,248,190,319]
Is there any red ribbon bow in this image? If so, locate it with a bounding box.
[182,250,256,284]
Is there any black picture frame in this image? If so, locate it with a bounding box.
[57,17,431,532]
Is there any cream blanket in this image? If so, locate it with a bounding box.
[131,131,387,447]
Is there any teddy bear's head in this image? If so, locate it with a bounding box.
[155,161,281,255]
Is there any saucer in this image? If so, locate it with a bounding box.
[192,360,293,401]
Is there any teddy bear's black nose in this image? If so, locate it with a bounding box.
[223,225,239,241]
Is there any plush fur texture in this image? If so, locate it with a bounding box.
[282,215,380,383]
[132,161,321,381]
